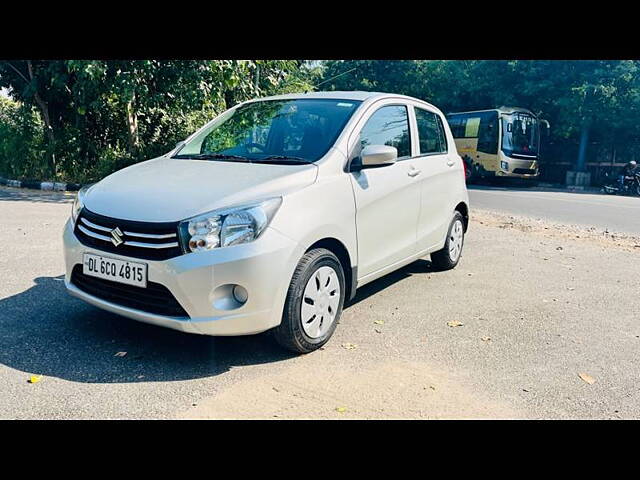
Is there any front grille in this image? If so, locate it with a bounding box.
[74,208,182,261]
[71,265,189,318]
[513,168,537,175]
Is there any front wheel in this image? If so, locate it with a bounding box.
[273,248,346,354]
[430,212,465,271]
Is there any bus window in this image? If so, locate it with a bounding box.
[446,115,462,138]
[477,111,498,154]
[465,117,480,137]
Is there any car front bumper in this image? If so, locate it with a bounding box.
[63,218,302,336]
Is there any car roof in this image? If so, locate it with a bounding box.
[244,91,438,109]
[448,106,536,117]
[247,91,387,102]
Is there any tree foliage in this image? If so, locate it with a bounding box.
[2,59,639,182]
[320,60,640,149]
[0,60,318,182]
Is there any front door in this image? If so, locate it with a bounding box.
[349,104,421,278]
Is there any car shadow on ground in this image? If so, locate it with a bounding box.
[0,276,296,384]
[346,258,436,307]
[0,260,438,385]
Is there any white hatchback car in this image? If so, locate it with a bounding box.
[64,91,469,353]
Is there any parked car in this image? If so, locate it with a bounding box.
[63,91,470,353]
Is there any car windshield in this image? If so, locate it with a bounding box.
[501,113,539,157]
[173,98,362,163]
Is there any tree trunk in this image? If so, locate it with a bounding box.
[576,121,590,172]
[126,95,139,155]
[26,61,56,178]
[224,90,235,110]
[254,63,260,92]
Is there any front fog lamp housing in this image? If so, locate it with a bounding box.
[500,161,509,171]
[178,197,282,253]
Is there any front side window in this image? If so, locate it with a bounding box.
[359,105,411,159]
[415,108,447,155]
[174,99,362,163]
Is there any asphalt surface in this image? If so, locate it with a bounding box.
[469,185,640,235]
[1,185,639,419]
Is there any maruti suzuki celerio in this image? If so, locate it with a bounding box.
[63,91,469,353]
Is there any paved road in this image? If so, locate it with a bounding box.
[469,185,640,235]
[1,185,639,419]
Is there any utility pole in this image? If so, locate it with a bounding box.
[576,121,590,172]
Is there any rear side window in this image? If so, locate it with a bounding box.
[415,108,448,155]
[360,105,411,159]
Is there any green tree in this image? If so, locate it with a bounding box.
[319,60,640,172]
[0,60,317,182]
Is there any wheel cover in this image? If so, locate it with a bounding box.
[301,265,341,339]
[448,219,464,262]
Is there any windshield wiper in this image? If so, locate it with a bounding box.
[252,155,312,165]
[173,153,252,162]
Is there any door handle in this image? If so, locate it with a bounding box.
[446,160,455,167]
[407,169,421,177]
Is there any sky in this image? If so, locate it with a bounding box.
[0,87,11,99]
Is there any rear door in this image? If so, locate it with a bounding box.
[348,102,422,278]
[412,105,462,251]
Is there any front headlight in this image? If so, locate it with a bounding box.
[71,184,93,225]
[178,197,282,253]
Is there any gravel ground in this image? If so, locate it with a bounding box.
[1,186,639,419]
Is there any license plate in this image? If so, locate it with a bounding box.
[83,253,147,288]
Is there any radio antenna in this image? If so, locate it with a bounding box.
[307,66,357,92]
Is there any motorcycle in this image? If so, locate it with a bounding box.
[602,171,640,196]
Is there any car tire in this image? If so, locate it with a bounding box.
[430,211,465,271]
[273,248,346,354]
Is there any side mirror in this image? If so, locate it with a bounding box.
[361,145,398,168]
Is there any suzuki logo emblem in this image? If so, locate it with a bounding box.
[110,227,124,247]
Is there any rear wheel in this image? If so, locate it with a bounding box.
[273,248,345,354]
[431,212,465,271]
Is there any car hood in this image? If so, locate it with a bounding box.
[84,156,318,222]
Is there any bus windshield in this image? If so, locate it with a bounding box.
[501,113,539,157]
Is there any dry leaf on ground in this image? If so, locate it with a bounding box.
[28,375,42,384]
[447,321,464,328]
[114,351,127,357]
[578,373,596,385]
[341,343,358,350]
